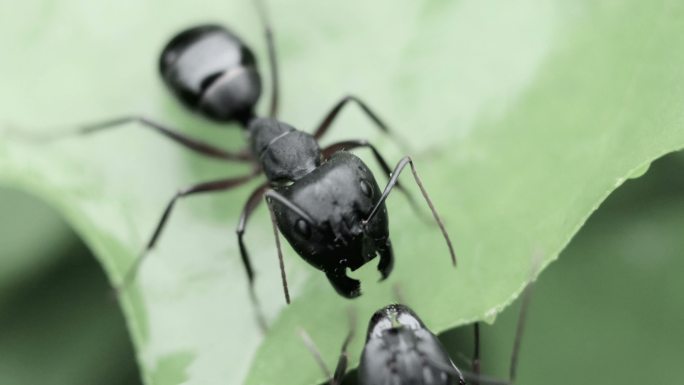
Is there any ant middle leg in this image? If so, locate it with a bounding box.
[312,95,410,151]
[11,115,252,162]
[235,182,270,331]
[116,171,259,292]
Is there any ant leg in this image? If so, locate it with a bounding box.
[116,171,259,292]
[299,309,357,385]
[12,115,252,162]
[312,95,410,152]
[473,322,481,385]
[332,308,356,385]
[509,282,535,383]
[235,182,269,331]
[322,139,430,222]
[325,268,361,298]
[376,238,394,281]
[363,156,456,266]
[254,0,279,118]
[462,277,537,385]
[263,191,292,304]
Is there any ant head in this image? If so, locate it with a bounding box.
[249,118,321,182]
[269,152,391,293]
[160,24,261,124]
[367,304,425,341]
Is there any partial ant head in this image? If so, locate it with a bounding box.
[366,304,425,341]
[360,304,466,385]
[159,24,262,125]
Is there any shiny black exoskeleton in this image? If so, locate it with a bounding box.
[31,2,455,326]
[360,304,465,385]
[302,295,535,385]
[159,24,261,124]
[243,117,398,298]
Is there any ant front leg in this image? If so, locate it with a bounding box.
[235,182,269,331]
[312,95,410,151]
[364,156,457,267]
[236,183,269,286]
[116,171,259,292]
[10,115,252,162]
[472,322,482,385]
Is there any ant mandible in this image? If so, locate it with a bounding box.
[26,0,456,320]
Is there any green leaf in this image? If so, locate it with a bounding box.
[471,152,684,384]
[0,188,141,385]
[1,1,683,385]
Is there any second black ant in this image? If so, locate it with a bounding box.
[301,281,535,385]
[19,1,457,327]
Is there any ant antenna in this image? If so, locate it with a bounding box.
[265,199,291,304]
[392,283,407,304]
[254,0,279,118]
[364,156,456,266]
[299,329,333,381]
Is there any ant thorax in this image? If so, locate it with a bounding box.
[247,118,321,182]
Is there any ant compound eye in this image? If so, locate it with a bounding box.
[360,179,373,198]
[295,218,311,238]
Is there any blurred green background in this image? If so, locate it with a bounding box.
[443,150,684,385]
[2,150,682,385]
[0,187,142,385]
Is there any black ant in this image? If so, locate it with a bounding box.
[300,282,534,385]
[17,0,456,324]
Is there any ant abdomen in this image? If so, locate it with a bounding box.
[159,24,262,124]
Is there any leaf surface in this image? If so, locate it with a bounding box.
[0,1,683,384]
